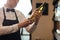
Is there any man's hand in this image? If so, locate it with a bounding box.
[29,8,42,22]
[18,19,33,28]
[18,8,43,28]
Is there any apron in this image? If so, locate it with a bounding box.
[0,8,21,40]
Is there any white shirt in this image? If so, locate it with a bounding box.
[0,7,35,35]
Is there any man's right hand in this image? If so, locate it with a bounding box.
[18,19,33,28]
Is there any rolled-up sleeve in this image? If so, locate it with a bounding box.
[0,24,19,35]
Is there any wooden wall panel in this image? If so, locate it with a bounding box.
[31,0,54,40]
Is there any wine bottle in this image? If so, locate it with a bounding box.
[28,4,44,22]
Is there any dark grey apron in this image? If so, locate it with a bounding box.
[0,8,21,40]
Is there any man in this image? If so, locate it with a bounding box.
[53,0,60,40]
[0,0,41,40]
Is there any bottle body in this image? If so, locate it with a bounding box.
[28,5,43,22]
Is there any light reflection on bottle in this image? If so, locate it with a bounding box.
[28,5,44,22]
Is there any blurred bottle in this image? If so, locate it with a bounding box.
[28,4,44,22]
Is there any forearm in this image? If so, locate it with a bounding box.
[25,22,35,33]
[0,24,18,35]
[26,20,39,33]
